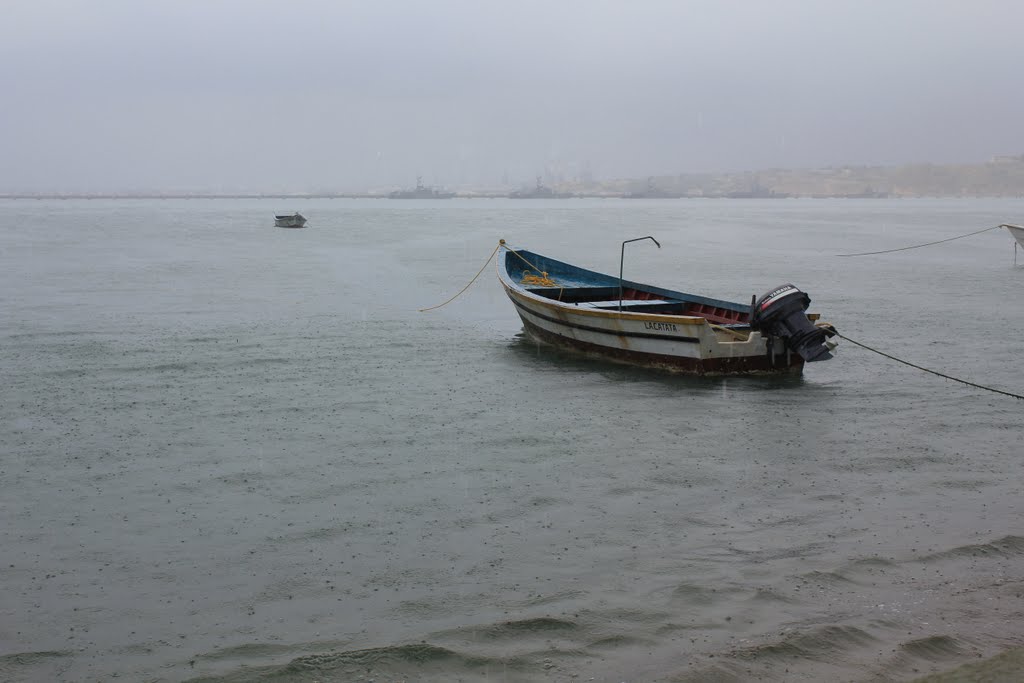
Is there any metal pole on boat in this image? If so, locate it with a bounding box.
[619,236,661,312]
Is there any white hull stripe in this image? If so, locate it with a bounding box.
[509,296,701,344]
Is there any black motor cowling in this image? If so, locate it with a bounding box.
[750,284,834,362]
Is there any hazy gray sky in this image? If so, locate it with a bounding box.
[3,0,1022,192]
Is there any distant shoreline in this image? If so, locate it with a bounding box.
[5,154,1024,200]
[3,193,1023,200]
[6,155,1024,200]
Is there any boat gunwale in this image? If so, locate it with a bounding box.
[502,282,717,326]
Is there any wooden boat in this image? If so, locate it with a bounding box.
[275,213,307,228]
[496,241,837,375]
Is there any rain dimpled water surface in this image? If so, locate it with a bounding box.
[2,197,1024,682]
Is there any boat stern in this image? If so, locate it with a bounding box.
[750,284,836,362]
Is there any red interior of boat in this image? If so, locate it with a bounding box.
[621,288,659,300]
[682,303,750,324]
[622,288,750,324]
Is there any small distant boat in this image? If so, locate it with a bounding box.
[275,213,307,228]
[1005,223,1024,249]
[496,241,837,375]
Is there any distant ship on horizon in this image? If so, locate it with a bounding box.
[388,177,455,199]
[624,177,683,199]
[509,176,573,199]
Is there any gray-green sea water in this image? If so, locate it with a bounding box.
[2,198,1023,682]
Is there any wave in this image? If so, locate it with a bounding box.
[672,582,729,605]
[0,650,72,683]
[747,587,799,604]
[6,331,99,339]
[867,635,973,681]
[899,635,968,660]
[840,556,900,572]
[799,569,860,586]
[184,643,512,683]
[0,651,72,666]
[917,535,1024,562]
[458,617,579,641]
[731,625,878,662]
[671,662,749,682]
[195,641,346,662]
[585,634,649,649]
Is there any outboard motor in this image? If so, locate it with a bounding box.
[750,284,835,362]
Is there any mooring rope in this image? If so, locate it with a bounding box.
[418,243,501,312]
[503,243,565,298]
[503,243,547,278]
[419,239,567,312]
[836,332,1024,400]
[836,224,1004,257]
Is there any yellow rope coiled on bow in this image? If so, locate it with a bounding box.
[520,270,556,287]
[503,243,563,297]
